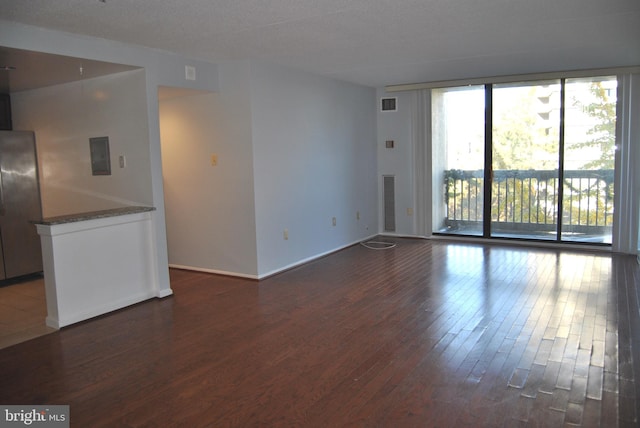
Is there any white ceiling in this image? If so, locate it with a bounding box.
[1,0,639,88]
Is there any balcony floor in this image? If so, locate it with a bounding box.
[438,226,612,245]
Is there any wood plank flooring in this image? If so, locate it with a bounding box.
[0,239,638,427]
[0,276,56,350]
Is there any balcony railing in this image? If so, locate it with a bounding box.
[443,169,614,236]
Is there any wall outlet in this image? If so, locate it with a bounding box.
[332,217,337,226]
[283,229,288,240]
[185,65,196,81]
[210,154,218,166]
[356,211,360,220]
[407,207,413,216]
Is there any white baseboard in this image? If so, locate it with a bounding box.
[156,288,174,298]
[257,234,378,279]
[168,264,259,280]
[378,233,431,239]
[48,290,156,329]
[169,234,379,281]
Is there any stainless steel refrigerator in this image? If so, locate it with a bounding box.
[0,130,43,280]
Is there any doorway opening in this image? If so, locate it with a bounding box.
[157,86,215,272]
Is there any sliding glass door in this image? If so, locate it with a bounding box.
[562,78,616,243]
[432,75,617,244]
[432,86,485,236]
[491,81,561,240]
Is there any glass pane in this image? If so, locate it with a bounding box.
[432,86,485,236]
[562,76,616,243]
[491,81,561,240]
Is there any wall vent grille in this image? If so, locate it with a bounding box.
[383,175,396,232]
[380,97,397,112]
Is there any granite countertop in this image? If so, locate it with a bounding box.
[34,206,155,226]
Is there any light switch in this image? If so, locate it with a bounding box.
[119,155,126,168]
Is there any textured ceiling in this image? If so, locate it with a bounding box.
[1,0,639,87]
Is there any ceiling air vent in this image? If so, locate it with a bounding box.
[380,97,397,112]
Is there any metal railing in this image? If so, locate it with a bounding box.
[444,169,614,234]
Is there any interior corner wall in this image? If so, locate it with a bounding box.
[376,88,418,236]
[249,62,377,277]
[11,70,152,217]
[159,61,259,278]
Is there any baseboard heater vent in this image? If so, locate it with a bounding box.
[383,175,396,232]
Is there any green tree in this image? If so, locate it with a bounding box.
[490,86,560,224]
[492,86,559,170]
[568,82,616,170]
[564,80,616,227]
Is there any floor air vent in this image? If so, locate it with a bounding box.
[383,175,396,232]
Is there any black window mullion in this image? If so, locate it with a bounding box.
[557,79,566,241]
[484,84,493,238]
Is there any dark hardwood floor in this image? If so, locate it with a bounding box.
[0,239,638,427]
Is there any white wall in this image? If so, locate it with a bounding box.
[12,70,152,217]
[2,21,379,282]
[376,89,417,236]
[160,60,378,279]
[250,62,377,276]
[159,61,258,277]
[1,20,219,295]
